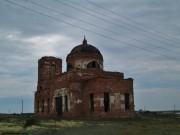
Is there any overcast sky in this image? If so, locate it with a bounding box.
[0,0,180,113]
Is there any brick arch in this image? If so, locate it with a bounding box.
[87,61,100,68]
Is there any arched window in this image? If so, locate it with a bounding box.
[47,98,50,114]
[67,64,73,71]
[37,100,39,113]
[89,93,94,112]
[40,63,43,69]
[65,96,68,112]
[51,65,56,76]
[104,92,110,112]
[87,61,100,68]
[42,99,44,113]
[125,93,130,110]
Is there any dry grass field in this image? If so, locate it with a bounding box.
[0,114,180,135]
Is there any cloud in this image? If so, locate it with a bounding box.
[0,28,76,97]
[0,0,180,112]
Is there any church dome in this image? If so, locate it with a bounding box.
[69,37,102,56]
[66,37,103,71]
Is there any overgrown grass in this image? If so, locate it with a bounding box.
[23,118,40,128]
[0,114,180,135]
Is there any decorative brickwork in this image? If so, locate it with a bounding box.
[34,37,134,118]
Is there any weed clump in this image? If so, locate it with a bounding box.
[24,118,39,128]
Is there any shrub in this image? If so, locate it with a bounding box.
[24,118,39,128]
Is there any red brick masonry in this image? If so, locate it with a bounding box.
[34,38,134,118]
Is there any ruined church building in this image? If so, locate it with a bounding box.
[34,37,134,118]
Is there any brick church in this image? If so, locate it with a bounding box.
[34,37,134,118]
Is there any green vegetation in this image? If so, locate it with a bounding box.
[0,114,180,135]
[23,118,40,128]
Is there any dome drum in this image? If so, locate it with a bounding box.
[66,37,103,71]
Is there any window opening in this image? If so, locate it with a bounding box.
[47,98,50,114]
[51,65,56,76]
[37,100,39,113]
[65,96,68,112]
[125,93,130,110]
[92,61,96,68]
[67,64,73,71]
[87,61,100,68]
[42,99,44,113]
[90,93,94,112]
[104,92,110,112]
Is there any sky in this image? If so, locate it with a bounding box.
[0,0,180,113]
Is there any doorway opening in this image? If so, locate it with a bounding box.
[55,96,62,116]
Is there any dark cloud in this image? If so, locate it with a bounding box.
[0,0,180,112]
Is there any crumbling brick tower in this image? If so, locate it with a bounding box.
[35,56,62,115]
